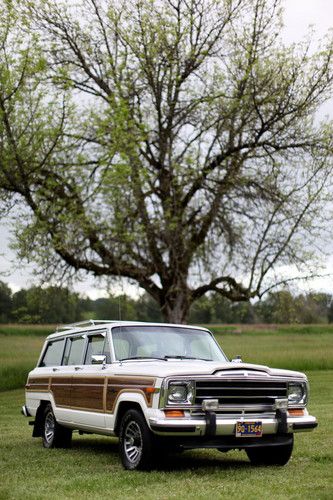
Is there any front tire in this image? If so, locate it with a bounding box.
[246,436,294,466]
[119,409,155,470]
[42,404,72,449]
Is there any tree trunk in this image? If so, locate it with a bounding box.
[160,288,191,324]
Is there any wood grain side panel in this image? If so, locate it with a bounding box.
[51,377,72,407]
[71,377,105,386]
[108,376,155,387]
[26,375,157,414]
[71,383,104,411]
[106,377,156,412]
[26,376,50,391]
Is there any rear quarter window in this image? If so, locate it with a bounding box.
[40,339,65,367]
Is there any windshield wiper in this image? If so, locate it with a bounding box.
[164,355,212,361]
[119,356,168,362]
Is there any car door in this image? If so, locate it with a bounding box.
[68,330,109,430]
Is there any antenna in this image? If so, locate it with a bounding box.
[118,294,122,320]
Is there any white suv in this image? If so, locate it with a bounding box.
[22,320,317,470]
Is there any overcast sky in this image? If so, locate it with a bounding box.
[0,0,332,299]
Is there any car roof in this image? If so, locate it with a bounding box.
[46,320,210,340]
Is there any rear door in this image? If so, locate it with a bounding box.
[68,330,109,429]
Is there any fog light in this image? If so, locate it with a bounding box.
[275,398,288,410]
[202,399,219,411]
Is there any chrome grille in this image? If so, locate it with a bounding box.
[194,379,288,408]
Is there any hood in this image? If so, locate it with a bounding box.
[107,360,306,380]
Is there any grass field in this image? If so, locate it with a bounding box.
[0,324,332,499]
[0,324,55,337]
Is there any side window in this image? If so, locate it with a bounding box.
[85,333,106,364]
[40,339,65,367]
[63,336,86,365]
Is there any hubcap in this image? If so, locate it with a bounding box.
[44,411,55,443]
[124,421,143,464]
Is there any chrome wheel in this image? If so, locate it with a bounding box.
[41,403,72,449]
[44,411,55,444]
[124,421,143,464]
[120,409,155,470]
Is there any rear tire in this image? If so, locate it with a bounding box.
[119,409,155,470]
[42,404,72,449]
[246,436,293,466]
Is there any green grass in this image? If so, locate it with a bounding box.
[0,324,55,337]
[0,372,331,499]
[214,331,333,371]
[0,335,44,391]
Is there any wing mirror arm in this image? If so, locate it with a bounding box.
[91,354,107,368]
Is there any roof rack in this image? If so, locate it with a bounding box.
[55,319,153,333]
[56,319,117,332]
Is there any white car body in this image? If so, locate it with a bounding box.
[23,320,317,469]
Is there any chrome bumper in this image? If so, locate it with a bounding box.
[21,404,31,417]
[149,414,317,436]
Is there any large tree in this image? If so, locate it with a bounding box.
[0,0,332,322]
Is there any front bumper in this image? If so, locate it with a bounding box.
[149,413,317,436]
[21,404,31,417]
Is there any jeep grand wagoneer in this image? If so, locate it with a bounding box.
[22,320,317,470]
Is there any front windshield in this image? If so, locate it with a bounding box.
[111,326,228,362]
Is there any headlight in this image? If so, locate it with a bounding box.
[167,381,194,405]
[288,382,307,405]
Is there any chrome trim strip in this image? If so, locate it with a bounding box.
[195,395,284,399]
[196,386,286,391]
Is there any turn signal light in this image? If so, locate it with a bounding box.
[144,387,156,394]
[164,410,185,418]
[288,409,305,417]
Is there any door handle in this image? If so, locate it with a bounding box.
[52,368,59,372]
[74,366,83,371]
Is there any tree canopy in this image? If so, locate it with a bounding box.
[0,0,332,322]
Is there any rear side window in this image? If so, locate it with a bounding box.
[40,339,65,367]
[63,336,86,365]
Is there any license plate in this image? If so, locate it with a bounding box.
[236,421,263,437]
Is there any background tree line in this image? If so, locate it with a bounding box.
[0,280,332,325]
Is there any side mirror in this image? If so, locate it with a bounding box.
[91,354,107,368]
[231,355,243,363]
